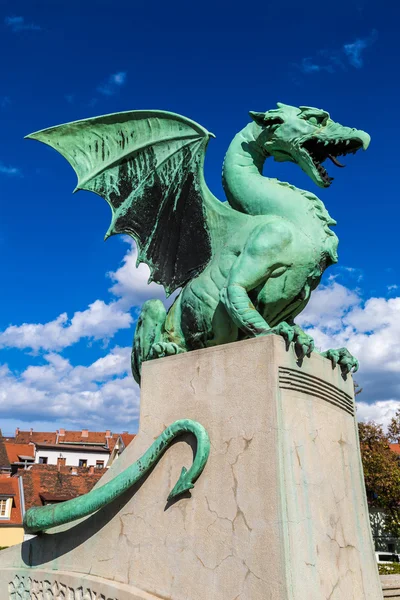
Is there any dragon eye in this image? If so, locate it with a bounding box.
[306,114,328,127]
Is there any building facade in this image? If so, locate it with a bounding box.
[0,427,135,548]
[12,428,135,469]
[0,475,24,548]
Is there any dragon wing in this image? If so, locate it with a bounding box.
[27,110,216,296]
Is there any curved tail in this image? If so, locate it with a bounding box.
[24,419,210,534]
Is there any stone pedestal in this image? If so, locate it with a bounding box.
[0,336,383,599]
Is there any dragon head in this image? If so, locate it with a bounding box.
[250,102,370,188]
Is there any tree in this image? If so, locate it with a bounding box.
[359,421,400,538]
[388,409,400,444]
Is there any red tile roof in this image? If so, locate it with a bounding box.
[20,464,105,510]
[33,443,109,453]
[107,433,135,454]
[0,476,16,496]
[58,431,111,444]
[0,474,22,525]
[15,431,56,445]
[39,492,75,503]
[0,438,10,470]
[14,429,136,453]
[390,443,400,455]
[107,437,118,453]
[4,443,34,464]
[120,433,135,448]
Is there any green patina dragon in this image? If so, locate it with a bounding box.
[24,103,370,533]
[28,103,370,383]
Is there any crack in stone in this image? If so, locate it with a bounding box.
[294,444,302,468]
[231,459,253,533]
[327,577,340,599]
[204,496,233,534]
[326,532,357,552]
[189,376,196,395]
[192,548,234,571]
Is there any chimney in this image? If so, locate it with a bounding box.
[89,466,95,475]
[81,429,88,438]
[71,467,78,475]
[15,427,20,436]
[29,428,33,436]
[105,430,111,438]
[59,428,65,436]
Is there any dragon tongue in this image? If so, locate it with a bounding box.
[328,154,345,168]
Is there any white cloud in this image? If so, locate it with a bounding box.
[0,239,172,353]
[357,400,400,431]
[298,29,378,75]
[0,347,139,429]
[107,239,175,310]
[343,30,378,68]
[0,162,21,176]
[302,290,400,374]
[300,58,334,74]
[0,300,132,352]
[5,16,41,32]
[97,71,127,96]
[299,279,400,428]
[299,280,359,332]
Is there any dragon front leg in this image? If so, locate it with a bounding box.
[320,347,359,376]
[220,219,298,345]
[285,321,315,359]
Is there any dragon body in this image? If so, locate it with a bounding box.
[28,103,370,382]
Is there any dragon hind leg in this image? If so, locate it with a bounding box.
[131,299,166,384]
[131,299,185,384]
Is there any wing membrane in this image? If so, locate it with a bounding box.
[27,110,214,295]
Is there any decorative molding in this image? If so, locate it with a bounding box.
[279,366,355,416]
[8,574,118,600]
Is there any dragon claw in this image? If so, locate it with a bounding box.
[150,342,185,359]
[267,322,295,349]
[295,330,315,360]
[267,322,314,358]
[321,347,358,375]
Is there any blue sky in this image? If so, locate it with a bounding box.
[0,0,399,435]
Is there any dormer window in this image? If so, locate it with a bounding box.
[0,497,12,519]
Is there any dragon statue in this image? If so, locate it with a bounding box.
[28,102,370,384]
[24,103,370,533]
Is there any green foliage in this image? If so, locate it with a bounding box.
[359,422,400,538]
[388,409,400,443]
[378,563,400,575]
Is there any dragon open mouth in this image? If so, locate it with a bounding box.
[302,137,364,187]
